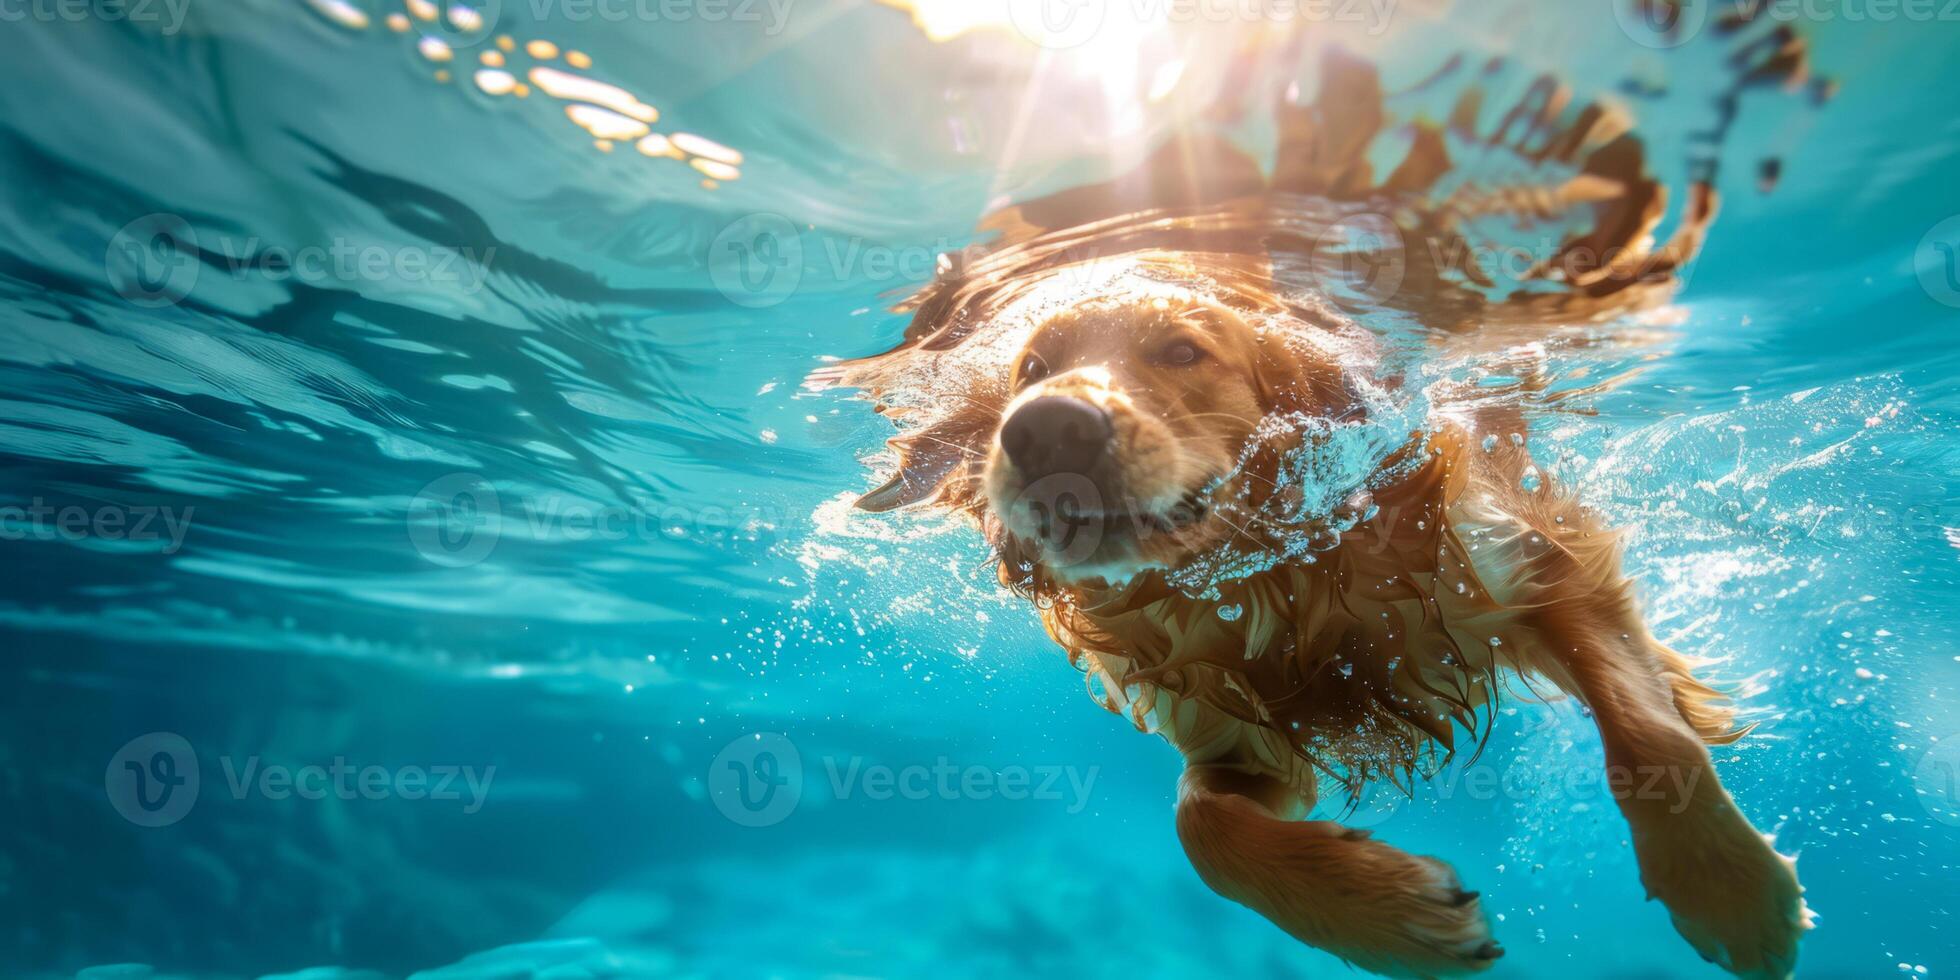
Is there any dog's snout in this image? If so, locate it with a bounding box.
[1000,395,1111,479]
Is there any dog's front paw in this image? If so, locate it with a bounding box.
[1177,784,1501,980]
[1663,842,1808,979]
[1640,807,1811,979]
[1342,848,1503,979]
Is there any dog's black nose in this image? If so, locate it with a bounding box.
[1000,396,1111,479]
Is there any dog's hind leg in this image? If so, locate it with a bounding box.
[1174,763,1501,978]
[1528,593,1811,979]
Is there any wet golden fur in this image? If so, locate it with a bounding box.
[818,42,1824,980]
[839,261,1810,977]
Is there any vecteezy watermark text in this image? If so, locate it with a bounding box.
[220,756,496,814]
[822,755,1099,810]
[106,732,495,827]
[105,214,499,309]
[707,732,1099,827]
[1003,0,1403,49]
[1615,0,1960,48]
[1,499,194,553]
[407,473,789,567]
[1333,758,1712,829]
[708,213,979,309]
[524,0,794,32]
[709,209,1700,311]
[0,0,190,33]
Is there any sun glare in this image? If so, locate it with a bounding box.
[879,0,1174,62]
[879,0,1181,111]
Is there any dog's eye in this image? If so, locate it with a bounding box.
[1159,341,1204,366]
[1018,354,1049,385]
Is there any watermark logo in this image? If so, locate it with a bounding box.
[424,0,503,46]
[105,732,200,828]
[1310,211,1406,306]
[710,212,803,308]
[1612,0,1709,48]
[105,214,200,309]
[1915,214,1960,309]
[1009,0,1108,49]
[996,472,1107,569]
[408,473,502,567]
[709,732,804,827]
[1915,735,1960,827]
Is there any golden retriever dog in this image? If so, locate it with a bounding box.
[815,45,1822,980]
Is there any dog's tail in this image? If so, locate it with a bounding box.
[1174,765,1501,978]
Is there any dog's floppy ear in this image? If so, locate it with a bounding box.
[815,346,1003,514]
[805,358,966,512]
[856,434,961,512]
[854,411,995,512]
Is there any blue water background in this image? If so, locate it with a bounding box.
[1,2,1958,977]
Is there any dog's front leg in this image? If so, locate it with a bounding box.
[1175,763,1501,978]
[1462,426,1811,977]
[1536,615,1812,979]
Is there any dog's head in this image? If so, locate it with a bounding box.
[981,285,1352,583]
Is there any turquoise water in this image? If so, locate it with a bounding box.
[3,1,1959,977]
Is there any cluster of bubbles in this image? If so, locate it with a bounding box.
[1166,359,1431,596]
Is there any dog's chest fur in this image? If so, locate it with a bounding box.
[1032,426,1570,792]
